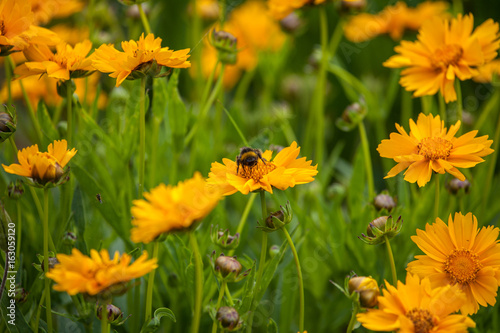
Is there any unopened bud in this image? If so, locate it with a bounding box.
[15,285,28,304]
[360,215,403,245]
[340,0,367,13]
[280,12,302,33]
[0,105,17,142]
[211,30,238,65]
[215,255,242,279]
[63,231,77,246]
[348,276,379,308]
[7,180,24,199]
[42,257,59,272]
[446,178,471,195]
[269,245,280,258]
[216,306,241,331]
[337,102,366,131]
[373,193,396,212]
[367,216,389,237]
[96,303,124,324]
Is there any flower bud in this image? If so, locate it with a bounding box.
[7,180,24,199]
[336,101,367,132]
[373,193,396,212]
[15,285,28,304]
[63,231,77,246]
[211,225,240,250]
[257,201,293,232]
[42,257,59,272]
[269,245,280,258]
[446,178,471,195]
[0,45,16,57]
[348,276,379,308]
[56,80,76,99]
[96,303,124,325]
[215,255,242,279]
[216,306,241,331]
[0,105,17,143]
[280,12,302,33]
[360,215,403,245]
[211,30,238,65]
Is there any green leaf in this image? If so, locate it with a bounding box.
[166,69,188,152]
[266,317,278,333]
[1,287,33,332]
[141,307,176,333]
[71,186,88,254]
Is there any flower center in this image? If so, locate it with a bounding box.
[444,248,482,285]
[417,137,453,160]
[431,44,463,69]
[238,160,276,182]
[406,308,436,333]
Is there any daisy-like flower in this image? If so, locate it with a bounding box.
[14,40,94,80]
[92,33,191,87]
[131,172,222,244]
[46,248,157,297]
[268,0,326,21]
[377,113,493,187]
[2,139,77,187]
[384,14,500,103]
[407,212,500,315]
[29,0,85,25]
[207,141,318,195]
[357,274,475,332]
[0,0,60,55]
[344,1,449,43]
[472,59,500,83]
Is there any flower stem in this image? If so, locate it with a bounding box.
[481,108,500,219]
[139,77,147,198]
[282,227,305,333]
[43,188,53,333]
[144,241,159,324]
[15,200,21,261]
[101,301,110,333]
[346,304,360,333]
[455,79,462,133]
[224,283,234,306]
[7,56,43,144]
[33,288,46,332]
[211,280,227,333]
[434,176,440,219]
[227,193,256,257]
[189,231,204,333]
[438,92,446,125]
[358,121,375,200]
[137,3,152,35]
[384,235,397,286]
[66,80,73,147]
[246,191,268,333]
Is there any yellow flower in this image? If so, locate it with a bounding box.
[0,0,60,55]
[46,248,157,296]
[14,40,94,80]
[377,113,493,187]
[344,1,449,42]
[268,0,326,21]
[207,142,318,195]
[93,33,191,87]
[407,212,500,315]
[472,59,500,83]
[357,274,475,332]
[2,139,77,187]
[190,0,220,20]
[131,172,222,244]
[384,14,500,103]
[30,0,85,25]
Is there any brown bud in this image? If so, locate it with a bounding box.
[367,216,389,237]
[215,255,242,278]
[216,306,240,331]
[446,178,471,195]
[373,194,396,212]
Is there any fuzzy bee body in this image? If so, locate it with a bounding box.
[236,147,267,174]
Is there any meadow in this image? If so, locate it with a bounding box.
[1,0,500,332]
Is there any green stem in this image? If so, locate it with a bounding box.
[438,92,446,125]
[282,227,305,333]
[138,3,152,35]
[139,77,146,198]
[189,231,204,333]
[101,301,110,333]
[43,188,53,333]
[5,56,12,105]
[358,121,375,200]
[455,80,462,132]
[224,283,234,306]
[149,117,160,189]
[421,95,432,115]
[247,191,268,333]
[384,235,397,286]
[211,280,227,333]
[66,80,73,149]
[475,88,500,131]
[15,200,21,262]
[434,176,440,219]
[145,241,160,324]
[481,109,500,220]
[33,288,46,332]
[221,104,248,147]
[346,304,360,333]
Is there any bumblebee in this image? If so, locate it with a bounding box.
[236,147,267,174]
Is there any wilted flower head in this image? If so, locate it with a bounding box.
[46,248,157,298]
[93,33,191,87]
[359,215,402,245]
[377,113,493,187]
[2,140,77,188]
[130,172,222,244]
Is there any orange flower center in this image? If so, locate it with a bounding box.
[431,44,463,69]
[238,160,276,182]
[406,308,436,333]
[445,248,482,285]
[417,137,453,160]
